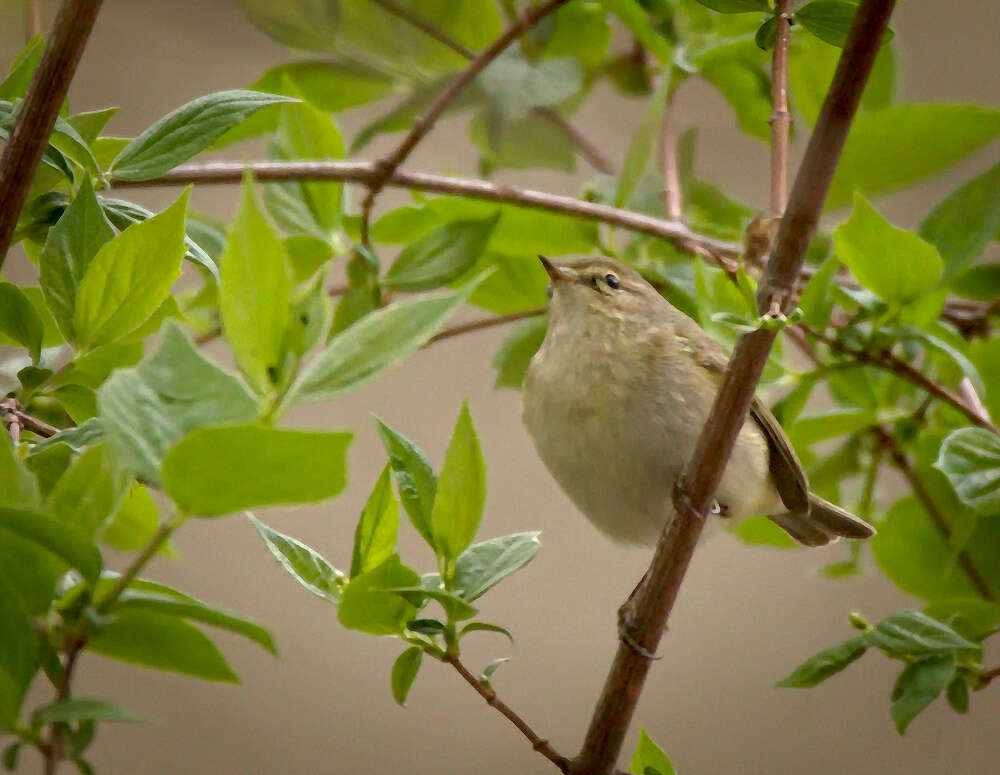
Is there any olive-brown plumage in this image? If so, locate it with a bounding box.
[521,256,875,547]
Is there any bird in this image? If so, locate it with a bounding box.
[521,255,875,549]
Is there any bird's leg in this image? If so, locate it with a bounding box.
[617,572,661,661]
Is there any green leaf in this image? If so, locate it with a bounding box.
[459,621,513,643]
[38,178,115,344]
[755,16,778,50]
[66,107,118,144]
[372,206,440,244]
[276,100,344,235]
[0,507,101,581]
[600,0,673,63]
[284,286,474,407]
[46,443,129,539]
[97,321,259,484]
[73,188,190,351]
[480,54,583,123]
[776,636,868,688]
[351,467,399,578]
[890,653,956,734]
[0,36,43,100]
[391,646,422,706]
[790,408,886,445]
[431,402,487,568]
[0,573,39,724]
[384,215,499,292]
[109,90,298,181]
[629,729,677,775]
[492,316,547,389]
[252,60,395,114]
[544,2,611,68]
[734,515,797,548]
[469,109,576,173]
[374,417,437,549]
[0,283,42,362]
[796,1,864,47]
[383,586,477,622]
[161,425,352,517]
[924,598,1000,641]
[866,611,978,657]
[919,163,1000,280]
[114,588,275,654]
[934,427,1000,516]
[798,256,840,330]
[828,105,1000,209]
[338,554,420,636]
[452,532,540,602]
[703,62,771,141]
[249,514,344,604]
[32,699,140,725]
[0,432,40,508]
[946,675,969,714]
[832,193,942,304]
[87,610,238,683]
[31,419,106,457]
[101,483,160,553]
[219,174,292,394]
[616,74,670,208]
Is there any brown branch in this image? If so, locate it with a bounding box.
[24,0,42,40]
[442,653,569,773]
[980,666,1000,688]
[874,427,994,601]
[571,3,897,773]
[112,161,739,264]
[43,639,83,775]
[1,397,58,439]
[358,0,571,244]
[658,88,682,221]
[769,0,794,216]
[0,0,103,267]
[426,308,544,345]
[800,324,1000,434]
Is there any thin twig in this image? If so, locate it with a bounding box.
[0,0,103,266]
[95,521,180,613]
[571,3,896,773]
[1,397,59,439]
[769,0,794,216]
[980,666,1000,688]
[43,639,83,775]
[442,653,569,773]
[358,0,571,245]
[658,88,682,221]
[426,308,544,345]
[112,161,739,264]
[874,427,994,601]
[24,0,42,40]
[800,324,1000,435]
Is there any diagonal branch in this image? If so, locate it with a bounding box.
[570,2,897,773]
[0,0,103,267]
[358,0,572,245]
[658,88,682,221]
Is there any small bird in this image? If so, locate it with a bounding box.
[522,256,875,548]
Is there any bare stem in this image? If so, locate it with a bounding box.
[659,88,682,221]
[112,161,739,264]
[95,520,181,613]
[0,0,103,267]
[571,3,897,772]
[43,640,83,775]
[442,653,569,773]
[980,666,1000,688]
[427,308,544,345]
[358,0,571,244]
[769,0,794,216]
[24,0,42,41]
[874,427,994,600]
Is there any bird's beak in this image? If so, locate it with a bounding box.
[539,255,569,283]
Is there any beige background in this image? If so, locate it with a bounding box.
[2,1,999,773]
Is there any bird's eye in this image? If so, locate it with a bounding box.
[605,273,620,289]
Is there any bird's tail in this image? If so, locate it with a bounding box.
[768,494,876,547]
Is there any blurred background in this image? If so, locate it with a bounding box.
[2,0,998,772]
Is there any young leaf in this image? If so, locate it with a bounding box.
[0,283,43,362]
[0,507,102,581]
[934,427,1000,516]
[73,188,190,351]
[775,636,868,688]
[338,555,420,636]
[832,193,942,304]
[351,467,399,578]
[374,417,437,549]
[97,321,259,484]
[87,610,238,683]
[616,74,670,208]
[919,162,1000,280]
[109,90,298,181]
[249,514,344,604]
[161,425,353,517]
[431,402,487,569]
[383,586,477,622]
[890,653,956,734]
[0,36,43,100]
[755,16,779,50]
[459,621,513,643]
[283,286,475,407]
[452,532,541,602]
[629,729,677,775]
[31,699,140,725]
[101,483,160,553]
[384,215,499,292]
[391,646,422,706]
[46,443,129,539]
[600,0,673,63]
[795,1,863,47]
[219,174,292,394]
[866,611,979,657]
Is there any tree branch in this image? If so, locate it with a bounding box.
[112,161,739,263]
[800,324,1000,434]
[43,639,83,775]
[980,665,1000,688]
[769,0,793,216]
[441,653,569,773]
[0,0,103,267]
[658,88,682,221]
[358,0,571,245]
[570,3,897,772]
[873,426,994,601]
[24,0,42,41]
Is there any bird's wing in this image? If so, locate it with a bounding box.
[690,330,810,514]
